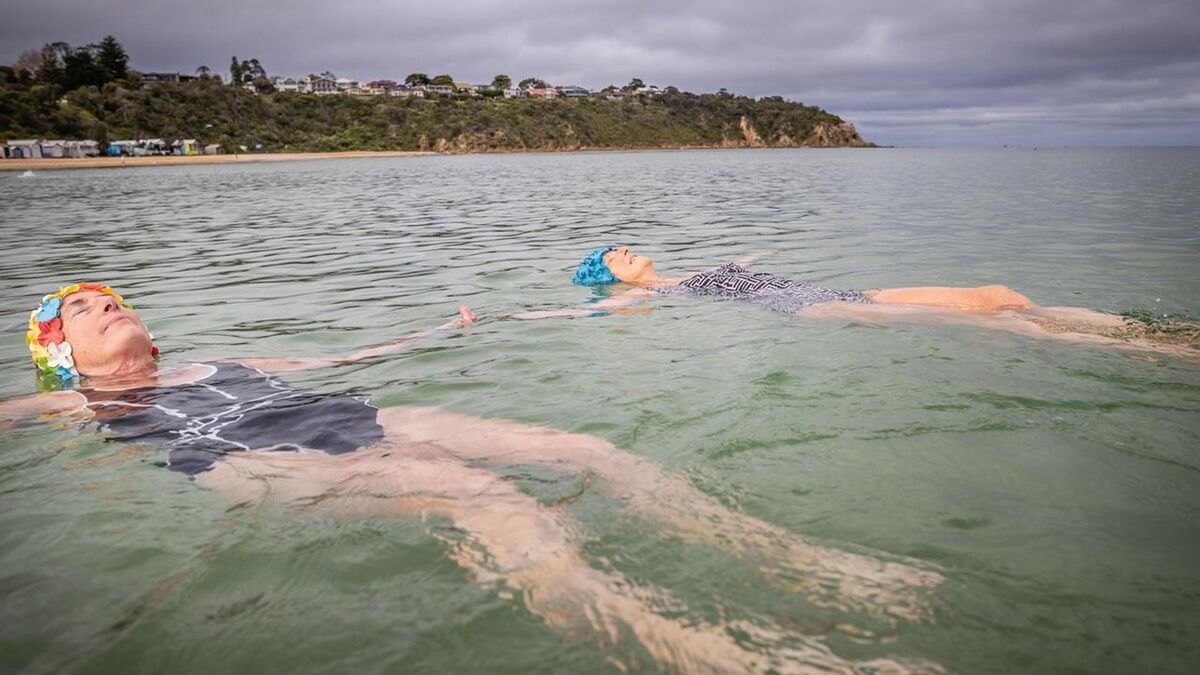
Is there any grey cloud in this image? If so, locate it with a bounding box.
[1,0,1197,145]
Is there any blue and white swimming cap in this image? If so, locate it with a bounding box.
[572,247,620,285]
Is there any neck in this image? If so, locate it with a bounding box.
[631,271,679,288]
[628,267,669,287]
[82,354,159,389]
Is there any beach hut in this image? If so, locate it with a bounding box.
[41,140,70,158]
[132,139,168,156]
[203,144,222,155]
[172,139,201,156]
[75,140,101,157]
[6,140,43,159]
[42,140,92,158]
[108,140,136,156]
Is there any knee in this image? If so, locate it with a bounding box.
[978,285,1034,309]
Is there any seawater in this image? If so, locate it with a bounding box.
[1,148,1198,673]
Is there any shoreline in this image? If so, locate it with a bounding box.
[0,144,873,172]
[0,150,434,171]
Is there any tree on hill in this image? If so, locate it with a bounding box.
[405,72,430,86]
[48,42,71,64]
[625,78,644,91]
[229,57,268,86]
[94,35,129,81]
[63,45,106,89]
[14,49,41,80]
[491,74,511,90]
[195,65,211,78]
[243,58,267,82]
[14,37,130,89]
[430,74,454,86]
[36,43,66,85]
[518,77,546,89]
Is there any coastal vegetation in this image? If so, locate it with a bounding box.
[1,36,870,153]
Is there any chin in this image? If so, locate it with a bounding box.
[109,326,154,352]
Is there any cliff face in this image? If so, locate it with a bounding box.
[801,122,873,147]
[721,117,872,149]
[435,118,873,153]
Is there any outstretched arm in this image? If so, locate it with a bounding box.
[508,288,657,320]
[0,390,89,426]
[234,306,478,373]
[732,249,778,268]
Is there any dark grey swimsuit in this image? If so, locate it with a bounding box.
[665,263,871,313]
[86,362,384,476]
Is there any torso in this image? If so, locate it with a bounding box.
[83,361,384,475]
[664,263,871,313]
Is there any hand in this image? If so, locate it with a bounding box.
[458,305,478,327]
[438,305,478,330]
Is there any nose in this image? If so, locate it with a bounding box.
[101,296,117,313]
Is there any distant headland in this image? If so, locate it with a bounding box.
[1,36,873,165]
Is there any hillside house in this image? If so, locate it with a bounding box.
[390,87,426,98]
[273,77,302,92]
[306,75,337,94]
[140,72,197,88]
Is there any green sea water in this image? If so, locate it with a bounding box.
[1,148,1198,673]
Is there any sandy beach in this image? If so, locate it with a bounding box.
[0,150,435,171]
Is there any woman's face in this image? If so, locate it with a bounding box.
[603,246,657,283]
[59,290,153,375]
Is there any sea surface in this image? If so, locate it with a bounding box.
[1,148,1198,673]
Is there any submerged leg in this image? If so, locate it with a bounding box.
[198,448,926,673]
[377,407,943,623]
[866,285,1035,311]
[797,301,1200,360]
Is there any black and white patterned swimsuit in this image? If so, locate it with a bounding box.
[85,362,385,476]
[665,263,871,314]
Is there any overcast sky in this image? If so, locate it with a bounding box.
[3,0,1197,146]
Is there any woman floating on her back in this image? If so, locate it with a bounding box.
[565,246,1199,357]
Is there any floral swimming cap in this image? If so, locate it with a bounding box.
[26,282,157,390]
[572,247,620,285]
